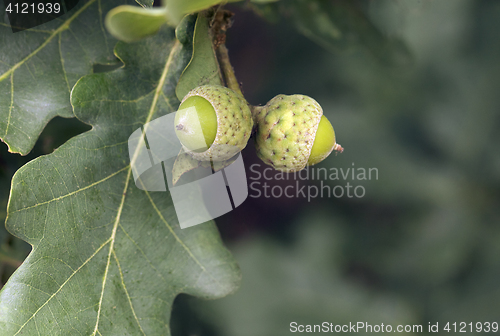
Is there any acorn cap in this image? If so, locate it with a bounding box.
[254,94,323,172]
[179,85,253,161]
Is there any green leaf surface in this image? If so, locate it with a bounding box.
[105,5,168,43]
[0,23,240,335]
[176,12,223,101]
[0,0,130,156]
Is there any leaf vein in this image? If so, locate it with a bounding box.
[58,33,71,93]
[9,165,129,215]
[141,186,224,290]
[119,224,167,283]
[97,0,110,53]
[92,39,181,335]
[112,250,146,336]
[4,72,14,137]
[0,0,97,82]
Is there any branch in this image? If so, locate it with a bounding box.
[217,44,243,96]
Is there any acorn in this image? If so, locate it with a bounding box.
[254,94,343,172]
[174,85,253,161]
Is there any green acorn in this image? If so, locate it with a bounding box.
[254,94,343,172]
[174,85,253,161]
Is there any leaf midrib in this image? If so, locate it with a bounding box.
[91,39,182,336]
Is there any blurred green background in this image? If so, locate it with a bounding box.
[2,0,500,335]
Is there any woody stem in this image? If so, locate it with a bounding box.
[217,44,264,124]
[217,44,243,96]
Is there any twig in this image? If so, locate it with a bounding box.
[217,44,243,96]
